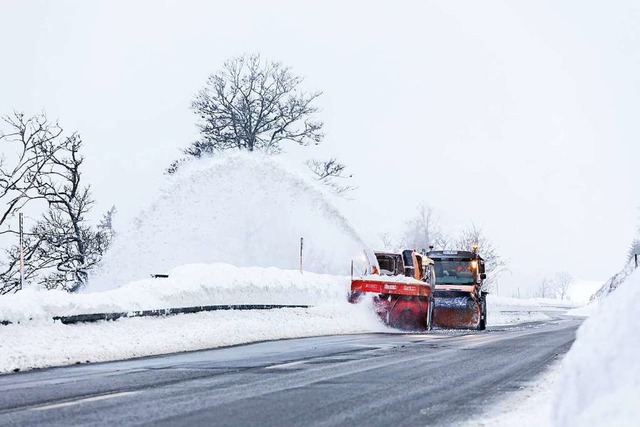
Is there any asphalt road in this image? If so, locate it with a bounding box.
[0,318,580,426]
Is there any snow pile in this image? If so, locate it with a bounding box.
[89,152,370,291]
[553,267,640,426]
[0,263,351,323]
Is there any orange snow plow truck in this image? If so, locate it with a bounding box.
[349,250,436,330]
[427,246,488,330]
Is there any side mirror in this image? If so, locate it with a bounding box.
[480,273,487,280]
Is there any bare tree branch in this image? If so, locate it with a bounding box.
[171,54,323,172]
[305,158,356,195]
[453,224,507,291]
[400,204,447,252]
[0,112,65,228]
[0,114,113,294]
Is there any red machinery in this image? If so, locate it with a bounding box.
[349,251,435,330]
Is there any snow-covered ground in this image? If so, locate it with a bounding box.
[0,263,566,374]
[486,295,577,325]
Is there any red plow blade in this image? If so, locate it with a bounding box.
[349,278,432,331]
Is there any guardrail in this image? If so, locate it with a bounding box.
[1,304,312,326]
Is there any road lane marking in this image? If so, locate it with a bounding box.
[30,391,138,411]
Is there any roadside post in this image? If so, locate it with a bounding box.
[300,237,304,273]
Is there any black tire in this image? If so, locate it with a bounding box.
[425,297,434,331]
[478,298,487,331]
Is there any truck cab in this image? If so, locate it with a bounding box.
[427,248,487,330]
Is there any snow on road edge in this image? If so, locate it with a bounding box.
[463,362,561,427]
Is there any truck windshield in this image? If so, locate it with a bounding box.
[433,259,476,284]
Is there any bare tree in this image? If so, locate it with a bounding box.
[453,224,507,290]
[0,112,65,231]
[378,232,393,250]
[553,271,573,301]
[0,114,112,294]
[538,277,554,299]
[6,206,109,293]
[400,204,447,252]
[188,54,323,157]
[306,158,356,195]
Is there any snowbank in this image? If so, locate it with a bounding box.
[0,263,391,373]
[88,153,370,291]
[552,267,640,426]
[0,263,351,323]
[0,302,387,374]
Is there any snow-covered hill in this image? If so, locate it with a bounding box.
[89,153,370,291]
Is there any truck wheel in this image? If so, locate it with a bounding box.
[426,298,434,331]
[478,298,487,331]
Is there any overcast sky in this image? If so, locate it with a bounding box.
[1,0,638,296]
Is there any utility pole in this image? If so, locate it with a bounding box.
[19,212,24,291]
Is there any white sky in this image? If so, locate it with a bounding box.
[1,0,639,296]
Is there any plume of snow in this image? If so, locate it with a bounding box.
[89,153,371,291]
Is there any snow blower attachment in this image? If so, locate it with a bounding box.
[427,247,487,330]
[349,250,435,330]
